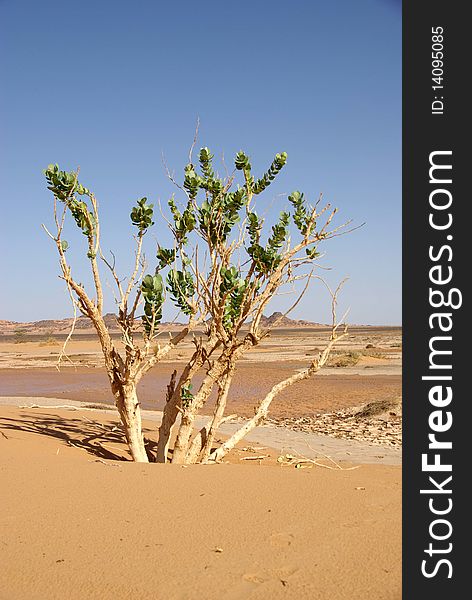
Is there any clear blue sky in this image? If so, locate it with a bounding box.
[0,0,401,325]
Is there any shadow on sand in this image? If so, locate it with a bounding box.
[0,411,158,461]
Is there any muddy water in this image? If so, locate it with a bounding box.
[0,362,401,418]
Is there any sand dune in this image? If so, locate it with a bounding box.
[0,403,401,600]
[1,325,401,598]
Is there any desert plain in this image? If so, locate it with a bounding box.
[0,321,402,599]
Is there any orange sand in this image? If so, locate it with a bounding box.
[0,405,401,600]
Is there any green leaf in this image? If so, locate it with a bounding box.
[166,269,195,315]
[141,273,164,335]
[252,152,288,194]
[156,247,176,269]
[235,151,251,171]
[130,197,154,231]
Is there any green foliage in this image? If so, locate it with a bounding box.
[141,274,164,334]
[168,197,196,244]
[198,147,225,198]
[177,147,288,252]
[234,150,287,195]
[252,152,287,194]
[44,164,90,201]
[44,164,95,238]
[193,147,237,243]
[180,382,194,408]
[166,269,195,315]
[219,266,248,331]
[306,246,320,259]
[195,150,247,243]
[247,211,290,275]
[288,191,311,235]
[234,151,251,171]
[196,185,246,244]
[221,187,246,231]
[171,148,289,249]
[198,147,214,180]
[69,201,96,238]
[45,147,326,342]
[130,197,154,232]
[200,176,223,197]
[196,200,215,241]
[268,211,290,252]
[156,247,176,270]
[247,212,262,245]
[183,164,202,200]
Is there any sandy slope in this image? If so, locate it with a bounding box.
[0,405,401,600]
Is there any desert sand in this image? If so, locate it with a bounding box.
[0,326,401,599]
[0,403,401,600]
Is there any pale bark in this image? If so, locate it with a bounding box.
[171,362,224,463]
[185,423,207,463]
[187,413,237,464]
[155,370,177,463]
[207,334,345,463]
[171,341,251,464]
[115,382,148,463]
[155,340,215,463]
[46,178,198,464]
[197,366,234,463]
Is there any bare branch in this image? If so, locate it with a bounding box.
[188,117,200,164]
[207,279,349,463]
[100,249,125,302]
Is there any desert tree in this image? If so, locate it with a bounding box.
[42,166,202,462]
[153,146,352,464]
[43,145,351,465]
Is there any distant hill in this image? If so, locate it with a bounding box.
[0,311,323,335]
[257,312,323,328]
[0,314,121,335]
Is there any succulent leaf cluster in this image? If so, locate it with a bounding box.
[180,382,194,408]
[288,191,312,235]
[166,270,195,316]
[219,266,248,331]
[183,164,202,200]
[168,197,196,244]
[156,247,176,270]
[252,152,288,194]
[44,164,95,239]
[247,211,290,274]
[141,274,164,334]
[130,197,154,232]
[234,151,251,172]
[198,147,214,179]
[44,164,90,200]
[45,147,326,340]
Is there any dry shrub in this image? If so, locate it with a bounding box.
[355,397,402,419]
[328,351,360,367]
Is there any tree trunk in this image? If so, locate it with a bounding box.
[198,367,234,462]
[171,345,247,464]
[155,370,178,463]
[171,367,222,463]
[171,410,196,464]
[115,382,149,463]
[157,344,213,463]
